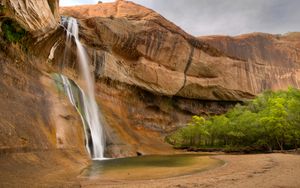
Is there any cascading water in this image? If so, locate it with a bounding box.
[60,17,105,160]
[58,74,92,156]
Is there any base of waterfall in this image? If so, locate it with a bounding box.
[93,157,111,161]
[81,154,223,181]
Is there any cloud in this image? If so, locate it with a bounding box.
[60,0,300,36]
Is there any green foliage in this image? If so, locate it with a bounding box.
[1,20,26,43]
[0,5,4,14]
[166,88,300,152]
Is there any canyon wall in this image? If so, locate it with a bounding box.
[58,1,300,156]
[0,0,87,154]
[0,1,89,186]
[60,1,300,101]
[0,0,299,162]
[200,33,300,92]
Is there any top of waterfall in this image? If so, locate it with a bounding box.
[66,17,79,40]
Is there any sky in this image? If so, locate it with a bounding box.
[60,0,300,36]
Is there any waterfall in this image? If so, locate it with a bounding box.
[59,74,92,156]
[61,17,105,160]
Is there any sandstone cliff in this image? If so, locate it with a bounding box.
[57,1,300,156]
[0,0,88,154]
[60,1,300,102]
[200,32,300,92]
[1,0,300,185]
[0,0,300,170]
[0,1,89,186]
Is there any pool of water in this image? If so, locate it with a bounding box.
[80,154,223,181]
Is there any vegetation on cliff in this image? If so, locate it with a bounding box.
[0,5,4,15]
[166,88,300,152]
[1,20,26,43]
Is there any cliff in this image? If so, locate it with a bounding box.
[60,1,300,101]
[200,32,300,91]
[0,1,89,186]
[59,1,300,156]
[0,1,299,185]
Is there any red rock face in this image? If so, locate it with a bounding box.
[60,1,300,101]
[56,1,300,156]
[0,37,89,186]
[199,33,300,92]
[1,0,300,161]
[200,33,300,68]
[59,1,191,40]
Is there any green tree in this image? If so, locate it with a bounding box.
[166,88,300,152]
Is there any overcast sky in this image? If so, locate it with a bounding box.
[60,0,300,36]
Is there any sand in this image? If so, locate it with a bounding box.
[0,153,299,188]
[81,153,300,188]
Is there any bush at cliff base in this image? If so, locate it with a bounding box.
[166,87,300,152]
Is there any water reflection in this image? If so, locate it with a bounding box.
[81,154,223,180]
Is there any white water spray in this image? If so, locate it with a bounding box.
[63,17,105,159]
